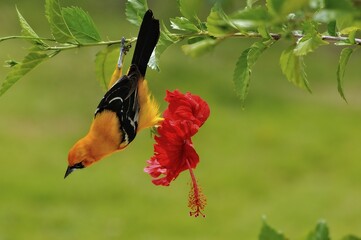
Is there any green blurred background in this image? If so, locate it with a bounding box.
[1,0,361,239]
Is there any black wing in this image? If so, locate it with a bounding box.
[95,66,141,144]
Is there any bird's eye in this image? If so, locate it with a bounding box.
[72,162,85,169]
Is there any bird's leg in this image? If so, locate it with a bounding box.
[108,37,132,89]
[117,37,130,70]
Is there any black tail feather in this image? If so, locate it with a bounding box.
[131,10,160,77]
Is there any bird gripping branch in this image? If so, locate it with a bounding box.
[65,10,161,178]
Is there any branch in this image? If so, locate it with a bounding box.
[45,38,137,51]
[0,35,56,42]
[209,32,361,45]
[0,35,137,50]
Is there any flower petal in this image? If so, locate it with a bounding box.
[145,90,208,187]
[164,90,210,128]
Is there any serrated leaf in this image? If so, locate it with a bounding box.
[170,17,200,33]
[280,45,311,92]
[177,0,201,22]
[125,0,148,26]
[0,52,49,96]
[337,47,353,101]
[233,49,251,105]
[342,235,361,240]
[45,0,74,43]
[307,221,330,240]
[294,36,328,56]
[95,45,120,91]
[181,38,218,57]
[233,40,272,104]
[230,6,271,31]
[151,22,180,71]
[62,7,101,44]
[207,4,238,37]
[258,220,287,240]
[294,21,328,56]
[16,7,47,48]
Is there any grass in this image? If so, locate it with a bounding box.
[1,0,361,239]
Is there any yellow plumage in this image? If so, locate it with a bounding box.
[65,10,160,178]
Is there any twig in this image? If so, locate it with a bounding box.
[0,35,138,50]
[229,32,361,45]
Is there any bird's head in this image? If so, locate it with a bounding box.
[65,139,95,178]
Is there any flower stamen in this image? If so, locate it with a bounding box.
[186,158,206,217]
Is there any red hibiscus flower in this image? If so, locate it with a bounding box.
[144,90,210,217]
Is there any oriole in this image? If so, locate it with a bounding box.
[65,10,161,178]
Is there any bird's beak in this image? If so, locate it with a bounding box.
[64,166,75,179]
[64,162,85,179]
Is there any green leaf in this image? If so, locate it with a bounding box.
[95,45,120,90]
[62,7,101,44]
[177,0,201,22]
[206,4,238,37]
[45,0,74,43]
[337,47,353,101]
[230,6,271,31]
[233,40,273,104]
[307,220,330,240]
[258,25,271,39]
[294,21,329,56]
[327,20,337,36]
[150,22,180,71]
[16,7,47,48]
[181,38,219,57]
[258,219,287,240]
[125,0,148,26]
[280,45,311,92]
[170,17,200,33]
[0,52,49,96]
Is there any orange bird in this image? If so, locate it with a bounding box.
[65,10,161,178]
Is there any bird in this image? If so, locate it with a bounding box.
[65,10,161,178]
